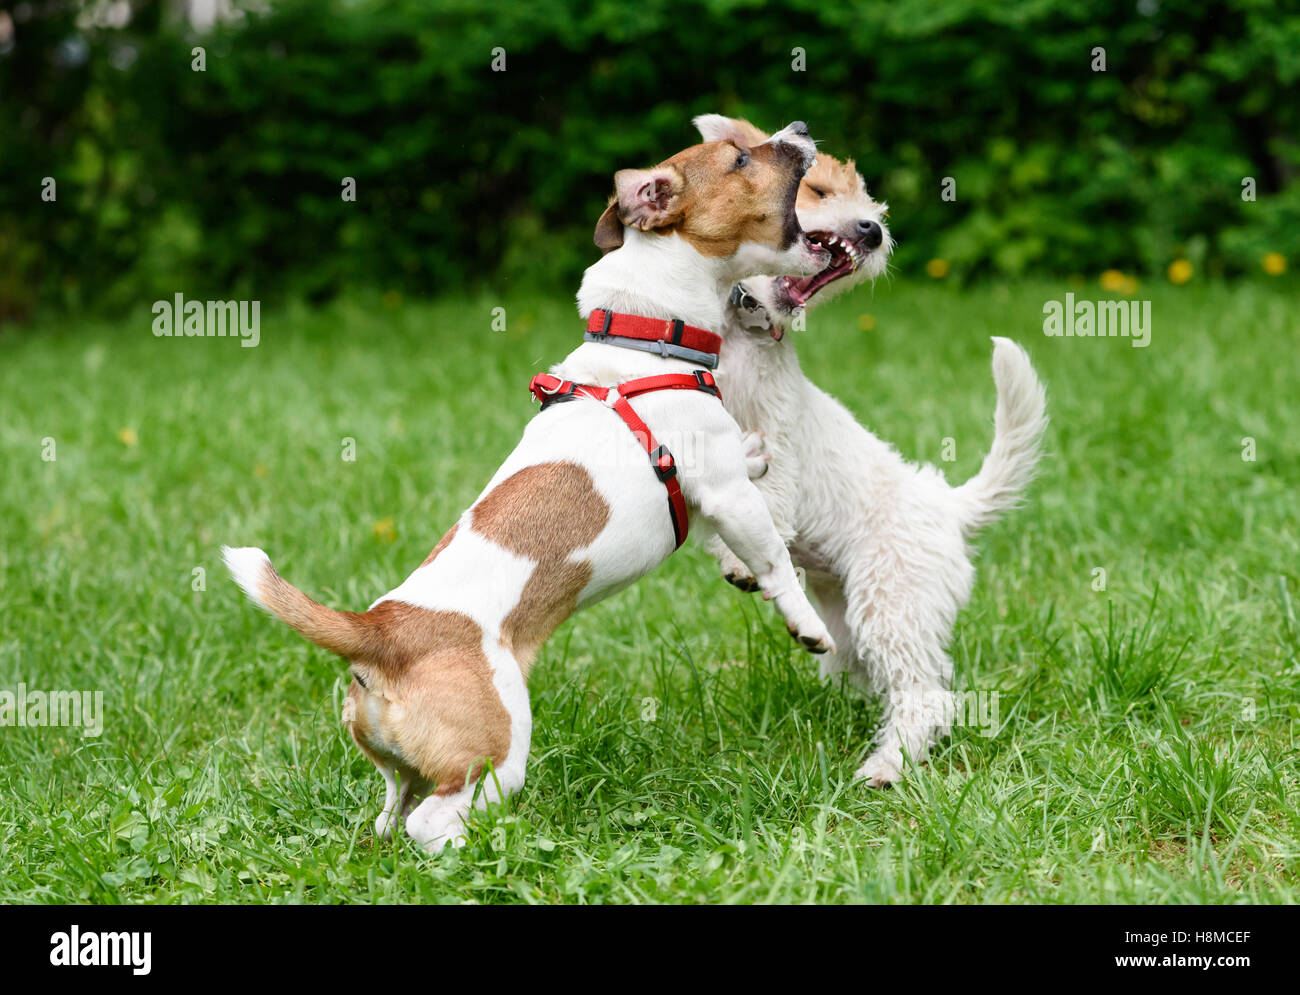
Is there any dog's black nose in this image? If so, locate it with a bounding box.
[857,219,883,249]
[787,121,810,137]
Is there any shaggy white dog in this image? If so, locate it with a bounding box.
[695,115,1048,786]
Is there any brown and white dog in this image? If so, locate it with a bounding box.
[224,123,836,850]
[697,115,1047,787]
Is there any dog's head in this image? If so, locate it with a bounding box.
[593,121,830,282]
[695,115,892,336]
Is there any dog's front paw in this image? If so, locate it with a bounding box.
[785,617,835,655]
[719,551,759,592]
[855,753,901,789]
[725,566,760,592]
[742,431,770,479]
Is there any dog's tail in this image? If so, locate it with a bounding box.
[222,545,371,659]
[953,337,1047,538]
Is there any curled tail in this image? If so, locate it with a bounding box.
[954,337,1048,537]
[222,545,372,658]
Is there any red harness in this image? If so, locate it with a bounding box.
[529,312,723,549]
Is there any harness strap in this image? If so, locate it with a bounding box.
[584,309,722,369]
[527,370,722,548]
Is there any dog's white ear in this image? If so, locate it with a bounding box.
[692,113,770,147]
[612,166,683,233]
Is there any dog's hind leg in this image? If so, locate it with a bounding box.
[404,751,525,854]
[373,767,428,840]
[852,629,955,787]
[403,645,530,853]
[837,569,959,787]
[806,573,868,692]
[405,783,478,852]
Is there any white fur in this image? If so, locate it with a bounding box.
[221,545,272,609]
[707,153,1047,786]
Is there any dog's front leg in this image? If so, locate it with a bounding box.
[708,431,798,592]
[685,434,833,654]
[705,532,761,592]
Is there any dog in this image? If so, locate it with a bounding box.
[223,122,838,850]
[694,115,1048,787]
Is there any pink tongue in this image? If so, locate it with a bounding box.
[786,274,818,304]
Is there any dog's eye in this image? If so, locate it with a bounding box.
[735,151,750,169]
[808,186,829,199]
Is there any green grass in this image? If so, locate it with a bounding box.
[2,277,1297,904]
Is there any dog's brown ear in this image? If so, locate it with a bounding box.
[692,113,770,147]
[593,200,624,253]
[611,166,684,233]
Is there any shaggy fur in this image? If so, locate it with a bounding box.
[695,116,1048,786]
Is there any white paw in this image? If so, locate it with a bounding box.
[405,797,470,852]
[720,552,759,592]
[785,612,835,655]
[374,809,399,841]
[855,753,901,789]
[741,431,770,479]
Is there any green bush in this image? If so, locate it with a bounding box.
[2,0,1296,321]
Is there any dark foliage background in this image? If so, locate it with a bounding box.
[2,0,1297,321]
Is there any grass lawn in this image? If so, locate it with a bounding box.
[2,278,1297,904]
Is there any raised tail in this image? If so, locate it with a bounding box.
[953,337,1048,537]
[222,545,372,658]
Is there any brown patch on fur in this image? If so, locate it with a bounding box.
[421,521,459,566]
[597,137,808,259]
[344,612,511,793]
[470,462,609,560]
[796,153,867,211]
[594,199,623,253]
[662,139,807,258]
[254,551,512,795]
[704,117,867,214]
[501,559,593,676]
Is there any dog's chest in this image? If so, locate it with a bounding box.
[717,333,792,428]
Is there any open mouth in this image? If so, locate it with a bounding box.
[780,231,865,308]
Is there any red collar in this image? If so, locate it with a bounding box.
[584,309,721,369]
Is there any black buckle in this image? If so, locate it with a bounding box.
[649,444,676,482]
[669,318,684,344]
[693,370,719,396]
[539,382,580,408]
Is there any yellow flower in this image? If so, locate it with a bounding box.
[117,427,138,446]
[925,258,949,279]
[1262,252,1286,276]
[858,313,876,331]
[373,516,397,543]
[1099,269,1127,292]
[1167,259,1193,284]
[253,462,268,478]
